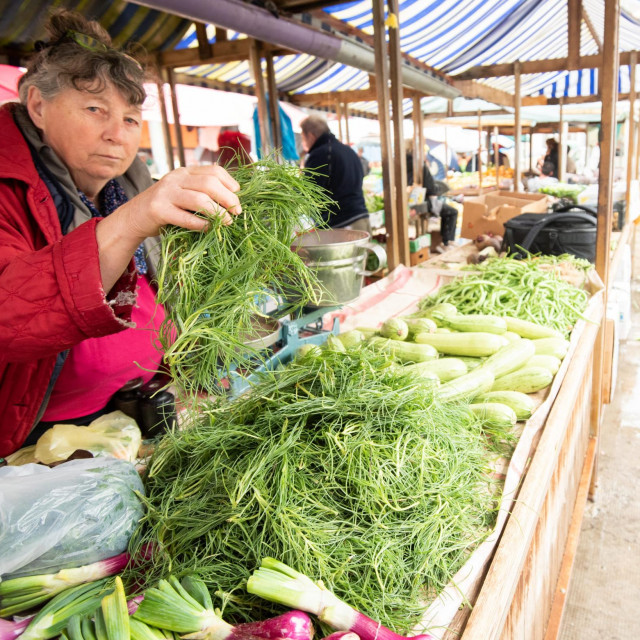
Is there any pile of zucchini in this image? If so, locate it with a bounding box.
[344,302,571,429]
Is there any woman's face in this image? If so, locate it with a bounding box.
[27,82,142,199]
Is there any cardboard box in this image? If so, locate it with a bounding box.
[461,191,548,238]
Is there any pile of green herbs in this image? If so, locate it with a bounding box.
[156,158,331,395]
[128,346,515,633]
[418,254,591,336]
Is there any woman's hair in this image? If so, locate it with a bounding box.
[18,9,147,106]
[300,115,330,139]
[546,138,559,152]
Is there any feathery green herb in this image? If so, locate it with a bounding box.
[128,347,513,633]
[156,158,332,395]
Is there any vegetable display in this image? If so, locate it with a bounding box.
[127,347,514,633]
[156,158,331,395]
[417,255,590,336]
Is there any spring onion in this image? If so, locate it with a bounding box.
[157,157,331,396]
[247,559,433,640]
[20,578,112,640]
[100,576,129,640]
[235,611,314,640]
[0,615,33,640]
[0,552,133,617]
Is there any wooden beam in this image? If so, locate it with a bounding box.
[343,103,351,146]
[453,79,513,107]
[412,95,423,186]
[388,0,410,266]
[455,50,640,80]
[514,62,522,190]
[195,23,212,59]
[423,108,511,119]
[288,86,423,106]
[583,5,603,52]
[215,27,228,42]
[626,52,637,215]
[335,98,343,142]
[568,0,581,67]
[155,72,174,172]
[372,0,399,269]
[477,110,483,187]
[558,101,567,181]
[591,0,619,497]
[265,51,283,153]
[249,40,271,157]
[156,39,294,68]
[165,67,185,167]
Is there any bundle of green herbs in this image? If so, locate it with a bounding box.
[156,158,331,395]
[128,346,515,633]
[418,254,591,336]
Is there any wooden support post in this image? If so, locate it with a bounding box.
[493,125,499,177]
[514,62,522,191]
[195,23,211,59]
[558,100,566,182]
[336,99,343,142]
[412,94,422,185]
[477,110,483,188]
[529,127,534,172]
[165,67,185,167]
[388,0,410,266]
[568,0,581,68]
[372,0,399,269]
[626,52,637,213]
[249,40,270,157]
[591,0,620,497]
[155,72,174,172]
[344,103,351,146]
[418,112,426,186]
[265,51,282,154]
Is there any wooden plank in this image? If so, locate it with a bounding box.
[412,94,422,185]
[600,319,616,405]
[626,52,637,213]
[249,40,271,157]
[477,111,483,188]
[543,436,597,640]
[336,98,343,142]
[514,63,522,190]
[372,0,399,269]
[165,67,185,167]
[583,5,603,51]
[558,101,566,182]
[591,0,619,496]
[195,22,212,59]
[567,0,581,67]
[461,314,601,639]
[388,0,411,266]
[455,50,639,80]
[453,79,514,107]
[155,74,174,172]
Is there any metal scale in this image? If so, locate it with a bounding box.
[227,305,340,397]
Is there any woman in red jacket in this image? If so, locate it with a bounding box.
[0,10,242,457]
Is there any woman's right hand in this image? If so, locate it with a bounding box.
[119,164,242,241]
[96,165,243,292]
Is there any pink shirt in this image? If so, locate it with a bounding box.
[41,276,165,421]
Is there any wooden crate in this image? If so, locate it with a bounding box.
[445,297,603,640]
[410,248,430,266]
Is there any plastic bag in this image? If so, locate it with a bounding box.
[33,411,142,465]
[0,457,144,578]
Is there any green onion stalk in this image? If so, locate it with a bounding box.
[418,254,591,336]
[127,346,514,633]
[156,157,333,396]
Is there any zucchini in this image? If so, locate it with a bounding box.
[403,358,468,382]
[401,317,437,339]
[469,402,517,428]
[480,339,536,378]
[337,329,365,349]
[380,318,409,341]
[416,302,458,321]
[368,336,438,363]
[325,334,346,352]
[433,312,507,335]
[527,354,562,375]
[437,368,495,402]
[393,364,440,384]
[491,366,553,394]
[532,337,570,359]
[475,391,536,420]
[414,331,509,357]
[435,327,453,333]
[504,317,563,340]
[503,331,522,342]
[456,356,484,371]
[355,326,378,340]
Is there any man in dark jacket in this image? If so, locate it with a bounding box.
[301,116,370,233]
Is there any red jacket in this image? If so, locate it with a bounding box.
[0,105,138,457]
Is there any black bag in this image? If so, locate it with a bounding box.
[502,204,597,262]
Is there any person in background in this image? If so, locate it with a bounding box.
[491,141,510,168]
[538,137,559,177]
[300,115,370,233]
[357,146,370,176]
[217,129,252,169]
[422,159,458,252]
[0,9,242,457]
